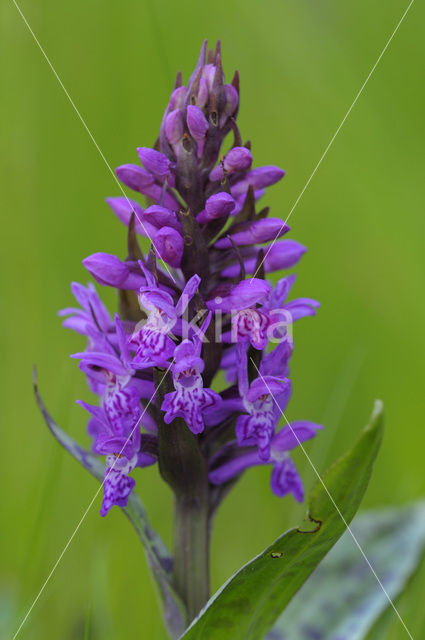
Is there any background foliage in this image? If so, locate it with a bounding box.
[1,1,424,638]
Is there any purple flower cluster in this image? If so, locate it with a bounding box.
[61,41,322,516]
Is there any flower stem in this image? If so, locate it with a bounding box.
[154,368,210,624]
[174,490,210,623]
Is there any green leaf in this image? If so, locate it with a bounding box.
[181,401,384,640]
[33,375,186,639]
[268,501,425,639]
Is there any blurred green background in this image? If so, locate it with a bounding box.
[1,0,424,638]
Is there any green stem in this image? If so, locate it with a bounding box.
[174,491,210,623]
[153,368,211,624]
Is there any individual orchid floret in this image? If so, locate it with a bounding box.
[72,313,152,403]
[78,399,157,515]
[129,266,201,368]
[209,421,322,502]
[234,345,292,460]
[225,274,319,349]
[235,375,291,460]
[206,278,272,350]
[161,313,222,434]
[78,390,140,452]
[100,457,138,516]
[77,351,143,433]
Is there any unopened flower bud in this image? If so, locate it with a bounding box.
[209,146,253,181]
[83,253,145,290]
[153,226,184,267]
[187,105,209,157]
[197,192,235,223]
[137,147,171,181]
[169,86,187,110]
[215,218,289,248]
[143,205,181,231]
[220,83,239,126]
[165,109,184,146]
[115,164,154,192]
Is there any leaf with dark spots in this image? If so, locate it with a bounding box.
[270,501,425,640]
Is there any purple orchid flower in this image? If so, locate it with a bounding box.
[161,313,222,434]
[72,314,153,413]
[235,374,291,461]
[129,265,201,369]
[212,274,319,350]
[209,421,322,501]
[75,314,158,515]
[231,343,292,460]
[78,400,157,516]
